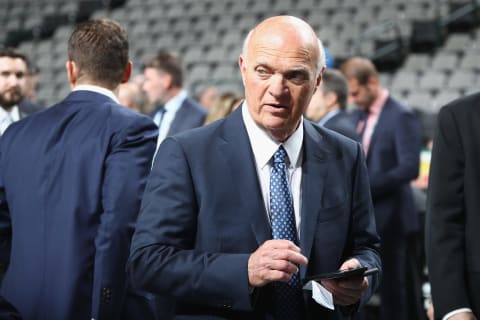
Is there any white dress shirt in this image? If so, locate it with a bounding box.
[154,90,187,149]
[73,84,120,103]
[317,109,340,127]
[241,103,304,237]
[0,105,20,135]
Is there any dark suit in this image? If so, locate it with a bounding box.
[0,90,157,319]
[150,96,206,136]
[426,92,480,319]
[128,106,381,319]
[322,110,359,141]
[351,96,421,320]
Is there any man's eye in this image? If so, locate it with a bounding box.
[256,68,268,75]
[287,72,307,81]
[285,72,309,85]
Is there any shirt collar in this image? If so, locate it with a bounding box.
[0,105,20,122]
[318,109,340,126]
[369,88,389,115]
[73,84,119,103]
[242,102,303,170]
[164,90,187,113]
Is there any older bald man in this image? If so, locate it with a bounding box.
[128,16,381,319]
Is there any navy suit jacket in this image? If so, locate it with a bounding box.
[351,96,421,236]
[0,90,157,319]
[323,110,359,142]
[128,106,381,319]
[150,96,206,136]
[427,93,480,318]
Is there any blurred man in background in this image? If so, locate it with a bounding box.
[0,48,34,137]
[341,56,421,320]
[142,51,206,152]
[305,68,359,141]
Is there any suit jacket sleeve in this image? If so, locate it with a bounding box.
[341,142,381,315]
[369,110,421,199]
[91,117,157,319]
[0,147,11,281]
[128,137,253,312]
[426,106,469,319]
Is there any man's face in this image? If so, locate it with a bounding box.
[142,67,169,105]
[239,32,320,142]
[305,86,331,122]
[0,57,27,109]
[347,78,376,112]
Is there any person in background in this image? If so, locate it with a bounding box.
[340,56,422,320]
[0,47,36,137]
[197,85,219,110]
[23,62,39,101]
[128,15,381,319]
[119,81,143,112]
[0,19,157,319]
[18,61,45,115]
[305,68,359,141]
[142,51,206,152]
[203,91,242,125]
[426,92,480,320]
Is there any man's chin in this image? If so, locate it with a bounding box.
[0,97,22,110]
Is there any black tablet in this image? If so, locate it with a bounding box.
[303,267,378,284]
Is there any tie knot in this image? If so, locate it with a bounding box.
[273,146,287,164]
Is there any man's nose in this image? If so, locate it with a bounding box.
[6,74,22,87]
[268,74,288,98]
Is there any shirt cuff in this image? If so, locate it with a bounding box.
[443,308,473,320]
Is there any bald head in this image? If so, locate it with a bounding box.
[238,16,323,142]
[242,16,323,76]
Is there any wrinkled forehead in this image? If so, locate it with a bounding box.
[248,20,319,68]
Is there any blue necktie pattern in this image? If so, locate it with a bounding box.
[270,146,303,319]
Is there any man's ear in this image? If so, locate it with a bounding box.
[120,61,132,84]
[367,75,379,88]
[325,91,338,108]
[313,66,325,93]
[66,60,77,87]
[238,55,247,87]
[163,72,174,89]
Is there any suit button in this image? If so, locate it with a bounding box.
[102,287,111,304]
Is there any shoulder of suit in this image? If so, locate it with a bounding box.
[306,119,357,146]
[440,91,480,115]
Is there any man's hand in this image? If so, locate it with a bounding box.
[248,240,308,287]
[320,258,368,306]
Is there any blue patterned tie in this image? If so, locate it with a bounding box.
[270,146,303,319]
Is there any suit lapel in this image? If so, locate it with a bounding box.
[216,107,271,246]
[299,122,330,278]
